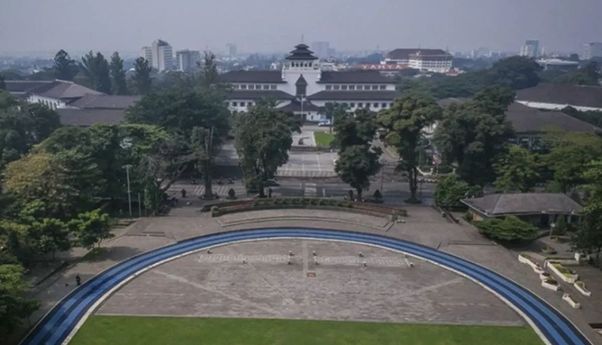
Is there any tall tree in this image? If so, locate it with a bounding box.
[0,264,39,336]
[132,57,152,95]
[335,145,380,200]
[81,51,111,93]
[494,145,541,192]
[109,52,128,95]
[52,49,78,81]
[378,94,442,203]
[434,87,514,186]
[334,108,377,150]
[572,161,602,267]
[235,102,298,197]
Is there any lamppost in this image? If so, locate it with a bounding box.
[123,164,133,218]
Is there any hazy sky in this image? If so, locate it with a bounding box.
[1,0,601,56]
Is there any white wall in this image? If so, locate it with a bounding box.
[27,95,66,110]
[516,100,602,112]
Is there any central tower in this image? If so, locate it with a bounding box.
[282,44,322,96]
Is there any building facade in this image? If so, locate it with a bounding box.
[382,48,453,73]
[176,49,201,72]
[219,44,397,121]
[142,39,174,72]
[520,40,540,58]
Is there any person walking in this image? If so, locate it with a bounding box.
[75,274,81,286]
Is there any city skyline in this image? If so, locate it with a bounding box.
[1,0,602,56]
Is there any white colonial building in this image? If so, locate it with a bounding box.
[219,44,398,121]
[382,48,453,74]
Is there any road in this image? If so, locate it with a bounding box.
[21,228,593,345]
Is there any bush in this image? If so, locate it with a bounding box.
[476,216,539,242]
[373,190,383,199]
[435,175,480,210]
[227,188,236,200]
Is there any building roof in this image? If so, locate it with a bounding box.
[516,83,602,109]
[69,94,141,109]
[278,99,322,112]
[505,102,600,134]
[286,44,318,61]
[219,70,286,84]
[461,193,583,216]
[227,90,293,100]
[308,90,398,101]
[386,48,450,60]
[31,80,102,100]
[318,71,393,84]
[295,74,308,86]
[57,108,126,127]
[4,80,54,97]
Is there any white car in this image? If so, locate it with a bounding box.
[318,120,331,127]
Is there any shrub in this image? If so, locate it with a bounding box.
[210,206,220,217]
[373,190,383,199]
[227,188,236,200]
[476,216,539,242]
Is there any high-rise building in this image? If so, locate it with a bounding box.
[520,40,540,58]
[141,46,153,64]
[584,42,602,60]
[176,50,201,72]
[145,39,174,72]
[226,43,238,57]
[310,41,331,58]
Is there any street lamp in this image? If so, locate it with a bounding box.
[123,164,133,218]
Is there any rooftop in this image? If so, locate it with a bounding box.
[5,79,102,101]
[462,193,583,216]
[386,48,451,60]
[219,70,285,84]
[227,90,293,100]
[318,71,394,84]
[505,102,600,134]
[308,90,398,101]
[516,83,602,109]
[286,43,318,61]
[69,94,141,109]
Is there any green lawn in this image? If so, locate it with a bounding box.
[314,131,335,148]
[70,316,543,345]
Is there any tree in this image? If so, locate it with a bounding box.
[378,94,442,203]
[494,145,541,192]
[109,52,128,95]
[476,216,539,242]
[434,87,514,185]
[52,49,78,81]
[26,218,71,258]
[544,132,602,193]
[132,57,152,95]
[0,74,5,90]
[334,108,377,150]
[335,145,381,200]
[572,160,602,267]
[435,175,480,209]
[69,209,112,249]
[486,56,542,90]
[81,51,111,93]
[235,102,298,197]
[0,264,39,336]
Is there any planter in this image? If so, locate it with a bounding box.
[539,272,551,281]
[518,253,540,271]
[541,279,560,291]
[562,293,581,309]
[574,281,592,297]
[547,262,579,283]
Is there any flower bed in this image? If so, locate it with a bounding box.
[541,278,560,291]
[518,253,542,272]
[547,262,579,283]
[562,293,581,309]
[574,281,592,297]
[209,198,407,218]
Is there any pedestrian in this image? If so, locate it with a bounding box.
[268,187,273,198]
[75,274,81,286]
[181,188,187,198]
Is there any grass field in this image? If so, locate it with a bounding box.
[314,131,335,148]
[70,316,543,345]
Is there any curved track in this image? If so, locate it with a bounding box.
[22,228,591,345]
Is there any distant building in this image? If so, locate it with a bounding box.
[141,46,153,64]
[176,50,201,72]
[57,94,141,127]
[520,40,540,58]
[219,43,397,122]
[584,42,602,60]
[536,58,579,72]
[516,83,602,112]
[462,193,582,228]
[226,43,238,57]
[382,48,453,73]
[142,39,174,72]
[4,79,102,109]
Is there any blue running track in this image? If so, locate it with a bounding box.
[21,228,592,345]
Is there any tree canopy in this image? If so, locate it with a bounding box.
[53,49,79,81]
[109,52,128,95]
[494,145,541,192]
[131,57,152,95]
[81,51,111,93]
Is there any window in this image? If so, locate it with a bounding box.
[241,85,247,90]
[380,85,386,90]
[358,103,363,107]
[333,85,340,90]
[364,85,370,90]
[350,103,355,107]
[240,102,246,107]
[263,85,269,90]
[341,85,348,90]
[373,103,379,108]
[381,103,387,108]
[270,84,277,90]
[255,84,261,90]
[248,102,254,106]
[233,102,238,106]
[349,85,355,90]
[372,85,378,90]
[248,84,254,90]
[342,103,348,107]
[326,85,332,90]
